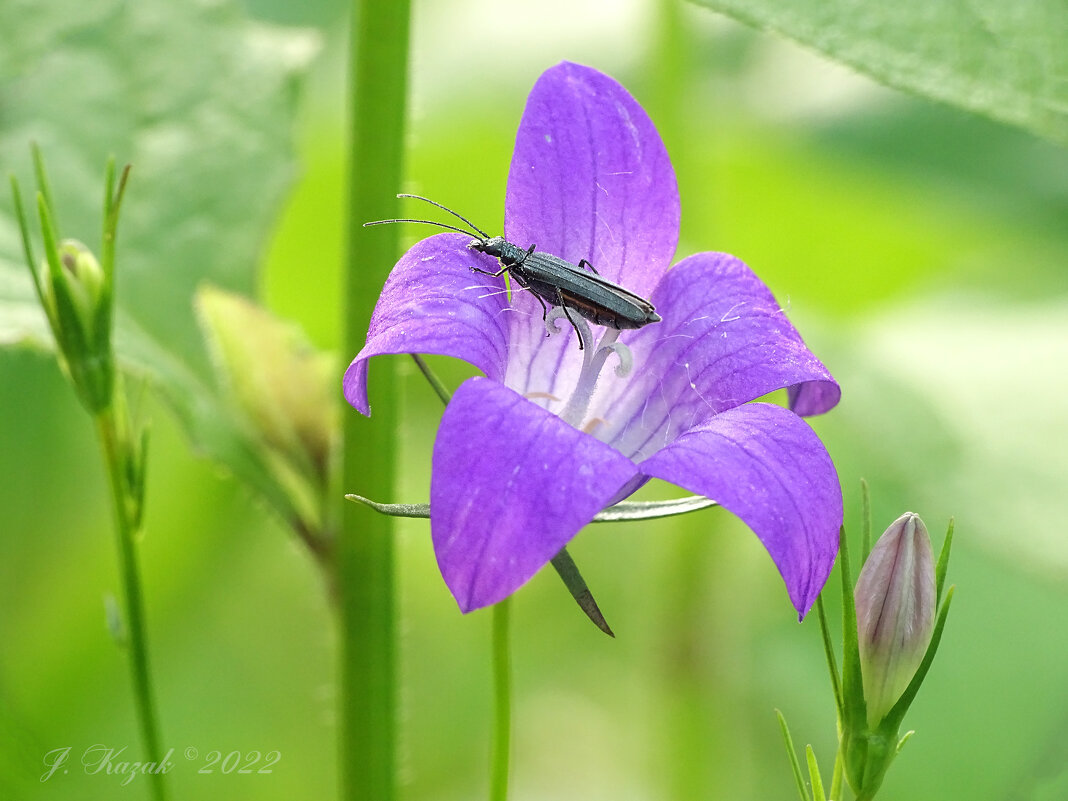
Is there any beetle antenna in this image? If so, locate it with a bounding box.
[363,217,484,239]
[396,193,492,239]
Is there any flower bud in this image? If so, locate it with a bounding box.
[855,512,936,728]
[39,239,114,412]
[196,286,337,527]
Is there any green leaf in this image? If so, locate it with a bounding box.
[805,744,826,801]
[0,0,317,520]
[1,0,316,367]
[689,0,1067,144]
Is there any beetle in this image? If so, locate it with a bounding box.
[365,194,661,350]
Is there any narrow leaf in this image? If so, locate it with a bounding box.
[806,745,826,801]
[775,709,812,801]
[7,177,44,304]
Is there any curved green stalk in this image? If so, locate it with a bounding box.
[338,0,411,799]
[489,599,513,801]
[95,410,167,801]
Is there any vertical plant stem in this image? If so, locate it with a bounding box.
[489,598,513,801]
[95,411,167,801]
[339,0,411,799]
[407,357,517,799]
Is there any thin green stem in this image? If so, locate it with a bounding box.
[338,0,411,799]
[95,411,167,801]
[815,595,843,716]
[489,598,513,801]
[859,479,872,560]
[411,353,453,405]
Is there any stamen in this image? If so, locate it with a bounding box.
[582,417,606,435]
[526,391,562,402]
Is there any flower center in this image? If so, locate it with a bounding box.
[552,311,633,430]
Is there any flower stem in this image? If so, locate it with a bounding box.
[338,0,411,799]
[411,341,517,800]
[489,598,513,801]
[411,354,453,406]
[94,409,167,801]
[816,595,843,716]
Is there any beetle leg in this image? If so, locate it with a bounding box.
[469,264,510,278]
[555,288,585,351]
[532,292,549,322]
[578,258,599,275]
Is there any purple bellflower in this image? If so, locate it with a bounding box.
[344,62,843,618]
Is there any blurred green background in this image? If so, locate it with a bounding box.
[2,0,1067,799]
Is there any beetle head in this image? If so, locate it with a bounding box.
[469,236,506,260]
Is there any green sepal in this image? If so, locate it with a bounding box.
[344,493,717,523]
[896,730,915,753]
[935,518,955,604]
[549,547,613,637]
[879,585,955,734]
[838,526,867,733]
[345,493,717,633]
[37,197,114,413]
[11,150,120,415]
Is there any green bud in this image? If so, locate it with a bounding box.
[40,239,114,412]
[196,286,337,529]
[855,512,936,728]
[54,239,106,331]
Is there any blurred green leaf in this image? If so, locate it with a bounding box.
[0,0,317,521]
[0,0,317,371]
[690,0,1067,144]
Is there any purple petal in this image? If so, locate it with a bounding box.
[431,377,640,612]
[342,233,512,414]
[638,402,842,618]
[597,251,840,461]
[505,61,679,299]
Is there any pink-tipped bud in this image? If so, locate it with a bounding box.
[855,512,936,728]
